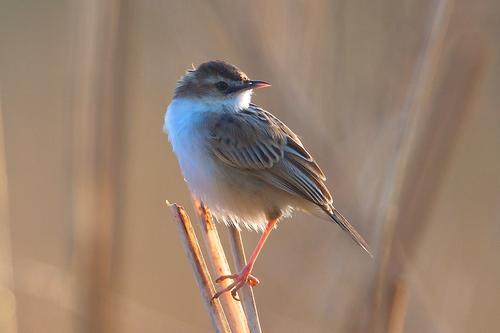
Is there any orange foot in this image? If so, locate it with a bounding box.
[211,268,260,301]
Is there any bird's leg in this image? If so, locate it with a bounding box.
[212,218,279,301]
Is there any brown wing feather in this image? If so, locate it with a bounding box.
[206,105,332,209]
[206,109,286,170]
[206,105,370,255]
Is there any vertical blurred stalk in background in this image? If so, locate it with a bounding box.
[369,0,489,332]
[0,90,18,333]
[69,0,124,332]
[370,0,453,331]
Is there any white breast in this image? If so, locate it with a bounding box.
[164,95,252,194]
[164,96,290,231]
[164,98,215,200]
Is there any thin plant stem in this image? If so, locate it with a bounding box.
[228,226,262,333]
[193,199,250,333]
[168,202,231,333]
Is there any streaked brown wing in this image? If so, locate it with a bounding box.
[206,105,333,209]
[206,108,287,169]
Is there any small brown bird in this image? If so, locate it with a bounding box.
[164,60,371,300]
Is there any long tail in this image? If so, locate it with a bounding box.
[327,208,373,257]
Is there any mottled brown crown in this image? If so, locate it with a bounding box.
[174,60,249,98]
[195,60,249,81]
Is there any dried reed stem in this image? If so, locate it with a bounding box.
[193,199,250,333]
[168,202,231,333]
[228,226,262,333]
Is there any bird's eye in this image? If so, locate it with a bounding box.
[215,81,229,92]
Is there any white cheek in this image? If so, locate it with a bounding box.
[217,91,252,110]
[232,90,252,109]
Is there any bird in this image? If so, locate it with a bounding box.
[164,60,371,301]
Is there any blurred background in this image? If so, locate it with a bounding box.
[0,0,499,332]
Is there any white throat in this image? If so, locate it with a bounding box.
[192,90,253,111]
[232,90,253,109]
[164,90,253,143]
[213,90,253,110]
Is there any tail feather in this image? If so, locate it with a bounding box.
[328,208,373,257]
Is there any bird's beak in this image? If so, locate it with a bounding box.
[228,80,271,94]
[246,80,271,90]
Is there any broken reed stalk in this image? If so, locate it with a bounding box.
[192,199,250,333]
[168,202,231,333]
[228,226,262,333]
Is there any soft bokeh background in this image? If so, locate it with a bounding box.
[0,0,499,332]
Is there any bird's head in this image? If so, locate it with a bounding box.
[174,60,270,109]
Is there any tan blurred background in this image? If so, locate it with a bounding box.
[1,0,499,332]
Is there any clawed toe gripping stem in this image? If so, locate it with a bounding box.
[212,271,260,301]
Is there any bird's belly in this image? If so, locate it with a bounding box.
[173,135,283,229]
[166,101,293,230]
